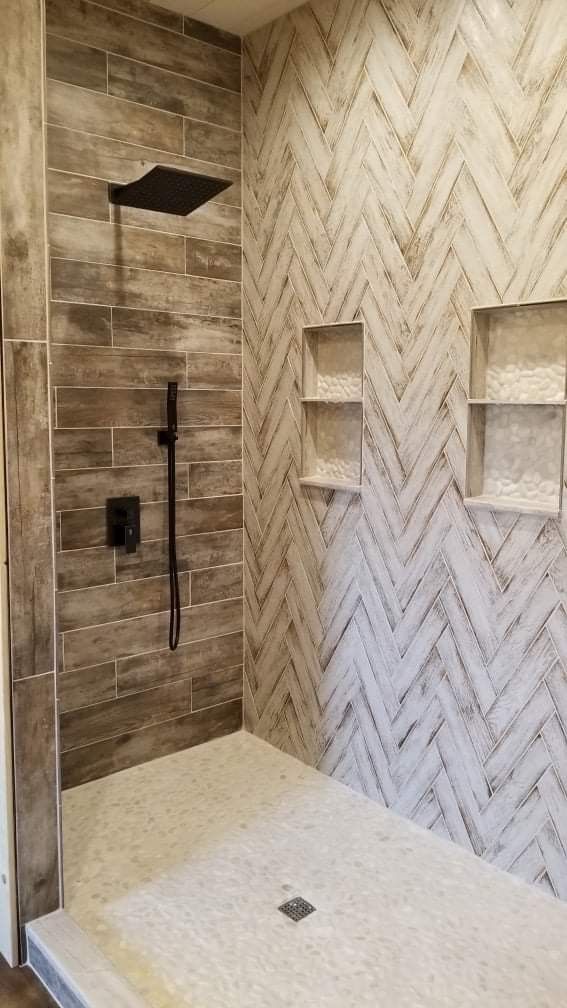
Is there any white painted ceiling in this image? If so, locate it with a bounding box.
[152,0,307,36]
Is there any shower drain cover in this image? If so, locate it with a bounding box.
[278,897,316,922]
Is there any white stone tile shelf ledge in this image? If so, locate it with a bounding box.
[31,731,567,1007]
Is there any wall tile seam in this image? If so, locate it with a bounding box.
[61,595,244,636]
[53,302,243,320]
[61,627,244,675]
[50,255,242,284]
[49,253,242,282]
[51,342,243,356]
[56,494,242,512]
[45,47,243,100]
[58,558,243,590]
[60,696,242,753]
[62,0,242,63]
[60,660,245,711]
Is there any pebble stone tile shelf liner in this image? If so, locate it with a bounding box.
[466,299,567,515]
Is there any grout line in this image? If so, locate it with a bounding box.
[61,696,242,759]
[48,199,242,245]
[50,253,242,285]
[62,596,243,639]
[50,295,243,321]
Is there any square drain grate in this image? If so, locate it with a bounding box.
[278,897,316,922]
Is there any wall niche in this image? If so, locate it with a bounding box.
[465,299,567,517]
[300,322,364,492]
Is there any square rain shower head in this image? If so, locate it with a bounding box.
[109,165,232,216]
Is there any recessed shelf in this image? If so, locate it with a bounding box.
[301,322,364,493]
[465,299,567,517]
[464,495,560,518]
[299,476,363,493]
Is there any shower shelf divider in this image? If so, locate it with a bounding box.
[464,298,567,518]
[300,321,365,493]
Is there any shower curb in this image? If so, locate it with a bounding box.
[27,910,149,1008]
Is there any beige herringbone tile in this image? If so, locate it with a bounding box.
[243,0,567,897]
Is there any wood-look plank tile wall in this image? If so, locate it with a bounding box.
[45,0,244,789]
[1,0,59,928]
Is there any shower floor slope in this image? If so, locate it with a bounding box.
[63,731,567,1008]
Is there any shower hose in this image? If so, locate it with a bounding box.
[160,382,181,651]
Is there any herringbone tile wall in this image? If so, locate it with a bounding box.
[242,0,567,896]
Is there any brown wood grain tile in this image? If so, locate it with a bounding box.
[60,494,242,550]
[49,215,186,274]
[81,0,183,33]
[60,677,191,750]
[46,34,107,91]
[187,352,241,390]
[186,238,242,282]
[47,78,184,154]
[55,463,187,511]
[183,17,241,54]
[48,170,109,222]
[108,53,241,130]
[52,259,241,318]
[59,572,190,632]
[47,125,241,208]
[115,528,242,580]
[56,387,241,428]
[53,429,113,471]
[112,307,241,354]
[191,562,243,605]
[190,460,242,497]
[113,425,242,465]
[184,119,241,170]
[51,343,186,389]
[192,664,242,711]
[4,343,54,678]
[61,699,242,788]
[57,546,115,591]
[117,629,243,693]
[50,302,111,346]
[1,0,48,344]
[63,595,243,669]
[80,0,181,32]
[110,198,241,243]
[45,0,241,93]
[58,660,116,713]
[13,674,59,924]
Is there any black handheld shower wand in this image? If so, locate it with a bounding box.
[158,383,180,650]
